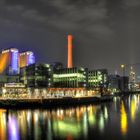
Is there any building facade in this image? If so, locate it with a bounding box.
[19,51,35,68]
[53,67,87,88]
[0,48,19,75]
[20,63,52,88]
[88,69,108,91]
[108,75,129,93]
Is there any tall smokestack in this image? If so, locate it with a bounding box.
[67,35,73,68]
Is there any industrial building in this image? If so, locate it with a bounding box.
[19,51,35,68]
[20,63,52,88]
[0,48,35,75]
[0,48,19,75]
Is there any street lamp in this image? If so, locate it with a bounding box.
[121,64,125,77]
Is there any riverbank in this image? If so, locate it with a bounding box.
[0,95,113,108]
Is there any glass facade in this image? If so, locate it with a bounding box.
[88,69,108,89]
[20,63,52,88]
[53,67,87,88]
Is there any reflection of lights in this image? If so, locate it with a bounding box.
[57,110,60,116]
[0,110,6,140]
[99,113,104,132]
[88,106,96,126]
[53,121,81,138]
[47,119,52,140]
[83,112,88,137]
[8,116,19,140]
[131,97,137,122]
[88,113,96,126]
[60,110,64,115]
[27,111,31,123]
[34,112,38,123]
[56,109,64,120]
[114,97,117,103]
[120,102,128,136]
[104,107,108,120]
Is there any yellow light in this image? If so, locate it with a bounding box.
[121,64,125,68]
[120,101,128,136]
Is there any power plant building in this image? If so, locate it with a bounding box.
[0,48,19,75]
[19,51,35,68]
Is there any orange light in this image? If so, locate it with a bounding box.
[67,35,73,68]
[0,53,9,73]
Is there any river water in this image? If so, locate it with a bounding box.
[0,94,140,140]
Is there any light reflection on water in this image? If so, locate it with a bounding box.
[0,95,140,140]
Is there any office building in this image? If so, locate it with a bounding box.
[20,63,52,88]
[88,69,108,90]
[53,67,87,88]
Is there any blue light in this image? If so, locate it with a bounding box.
[28,53,35,65]
[8,116,20,140]
[11,49,19,74]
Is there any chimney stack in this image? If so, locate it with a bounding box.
[67,35,73,68]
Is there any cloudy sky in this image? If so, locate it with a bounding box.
[0,0,140,74]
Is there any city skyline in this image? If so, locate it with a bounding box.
[0,0,140,74]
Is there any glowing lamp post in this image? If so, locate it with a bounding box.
[121,64,125,77]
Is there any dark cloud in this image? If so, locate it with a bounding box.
[125,0,140,7]
[0,0,140,75]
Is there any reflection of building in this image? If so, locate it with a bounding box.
[0,48,19,75]
[87,69,108,90]
[19,51,35,68]
[0,109,6,140]
[53,67,87,88]
[20,63,52,88]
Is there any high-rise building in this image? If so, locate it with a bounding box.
[129,66,136,91]
[19,51,35,68]
[0,48,19,75]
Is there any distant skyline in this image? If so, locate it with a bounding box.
[0,0,140,75]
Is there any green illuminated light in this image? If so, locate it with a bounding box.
[53,121,81,138]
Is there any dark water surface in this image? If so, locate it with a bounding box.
[0,94,140,140]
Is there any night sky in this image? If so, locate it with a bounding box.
[0,0,140,74]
